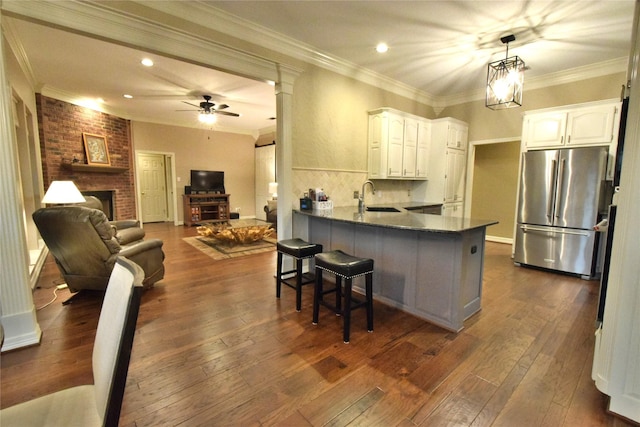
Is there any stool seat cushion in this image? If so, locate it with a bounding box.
[315,250,374,278]
[277,238,323,258]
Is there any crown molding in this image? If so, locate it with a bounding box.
[3,0,629,113]
[139,1,437,106]
[1,0,279,83]
[1,18,38,89]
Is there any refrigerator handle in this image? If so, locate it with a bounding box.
[554,158,566,219]
[548,159,557,219]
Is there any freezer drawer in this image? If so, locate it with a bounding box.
[514,224,597,277]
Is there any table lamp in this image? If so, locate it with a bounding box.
[268,182,278,200]
[42,181,86,205]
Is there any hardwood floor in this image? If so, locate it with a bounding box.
[1,222,634,426]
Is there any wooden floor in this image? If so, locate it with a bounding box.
[1,222,634,427]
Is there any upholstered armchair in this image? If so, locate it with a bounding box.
[264,199,277,229]
[32,206,165,292]
[79,195,145,245]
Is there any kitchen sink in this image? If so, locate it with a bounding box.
[366,206,401,212]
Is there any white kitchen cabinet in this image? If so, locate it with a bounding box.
[447,121,468,150]
[424,118,469,206]
[442,202,464,218]
[522,100,622,180]
[416,119,431,179]
[368,109,429,180]
[445,148,466,203]
[524,102,620,149]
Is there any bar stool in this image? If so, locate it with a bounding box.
[276,238,323,311]
[312,250,374,343]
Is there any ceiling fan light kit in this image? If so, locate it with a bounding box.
[182,95,240,124]
[486,34,525,110]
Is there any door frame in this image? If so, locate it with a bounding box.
[135,150,178,226]
[465,136,521,248]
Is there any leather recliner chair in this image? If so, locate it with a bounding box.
[79,196,145,245]
[33,206,165,292]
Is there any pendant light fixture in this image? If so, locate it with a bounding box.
[486,34,525,109]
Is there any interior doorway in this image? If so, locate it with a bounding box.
[136,151,177,224]
[255,143,276,221]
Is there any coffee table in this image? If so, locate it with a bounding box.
[197,219,274,246]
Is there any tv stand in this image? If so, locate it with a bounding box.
[183,194,230,226]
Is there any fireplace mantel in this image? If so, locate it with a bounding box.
[62,162,128,174]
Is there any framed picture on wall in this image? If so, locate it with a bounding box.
[82,133,111,166]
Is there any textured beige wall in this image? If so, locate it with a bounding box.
[131,122,256,221]
[292,66,435,171]
[291,65,435,205]
[471,141,521,239]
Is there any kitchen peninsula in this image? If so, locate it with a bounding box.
[293,207,498,332]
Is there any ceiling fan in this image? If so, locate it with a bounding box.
[179,95,240,118]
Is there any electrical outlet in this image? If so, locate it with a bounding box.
[353,190,359,199]
[56,284,68,290]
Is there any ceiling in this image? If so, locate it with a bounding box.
[4,1,635,134]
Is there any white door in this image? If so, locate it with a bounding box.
[138,153,167,223]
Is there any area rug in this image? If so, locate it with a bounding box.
[183,235,276,260]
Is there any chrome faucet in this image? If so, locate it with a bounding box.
[359,180,376,213]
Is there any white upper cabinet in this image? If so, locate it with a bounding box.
[368,109,431,180]
[416,119,431,179]
[425,118,469,205]
[523,112,567,148]
[524,102,619,149]
[447,121,468,150]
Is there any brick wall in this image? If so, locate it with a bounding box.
[36,94,136,219]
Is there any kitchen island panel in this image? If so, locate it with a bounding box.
[414,232,459,329]
[375,227,418,305]
[293,210,495,331]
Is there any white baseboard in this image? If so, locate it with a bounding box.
[486,235,513,245]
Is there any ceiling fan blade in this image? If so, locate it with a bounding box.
[182,101,200,108]
[216,111,240,117]
[215,104,230,110]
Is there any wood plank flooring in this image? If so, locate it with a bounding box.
[1,222,634,426]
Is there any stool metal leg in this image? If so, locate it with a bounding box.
[366,273,374,332]
[335,276,342,314]
[295,258,303,311]
[276,251,283,299]
[312,267,322,325]
[343,278,352,343]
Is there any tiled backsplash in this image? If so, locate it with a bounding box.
[293,168,419,207]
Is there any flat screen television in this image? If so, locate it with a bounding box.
[190,170,225,193]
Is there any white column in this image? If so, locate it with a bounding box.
[275,64,301,241]
[0,10,42,351]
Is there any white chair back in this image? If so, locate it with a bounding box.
[93,257,144,425]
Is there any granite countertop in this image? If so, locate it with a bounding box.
[294,205,498,233]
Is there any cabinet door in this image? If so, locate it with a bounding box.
[368,114,384,178]
[566,105,617,145]
[442,202,464,218]
[444,149,466,202]
[524,112,567,148]
[387,115,404,177]
[402,118,419,177]
[447,123,468,150]
[416,120,431,179]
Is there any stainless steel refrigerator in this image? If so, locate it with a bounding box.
[514,146,609,277]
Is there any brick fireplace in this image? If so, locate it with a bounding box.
[36,94,136,220]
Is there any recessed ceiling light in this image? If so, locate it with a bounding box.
[123,94,133,99]
[141,58,154,67]
[376,43,389,53]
